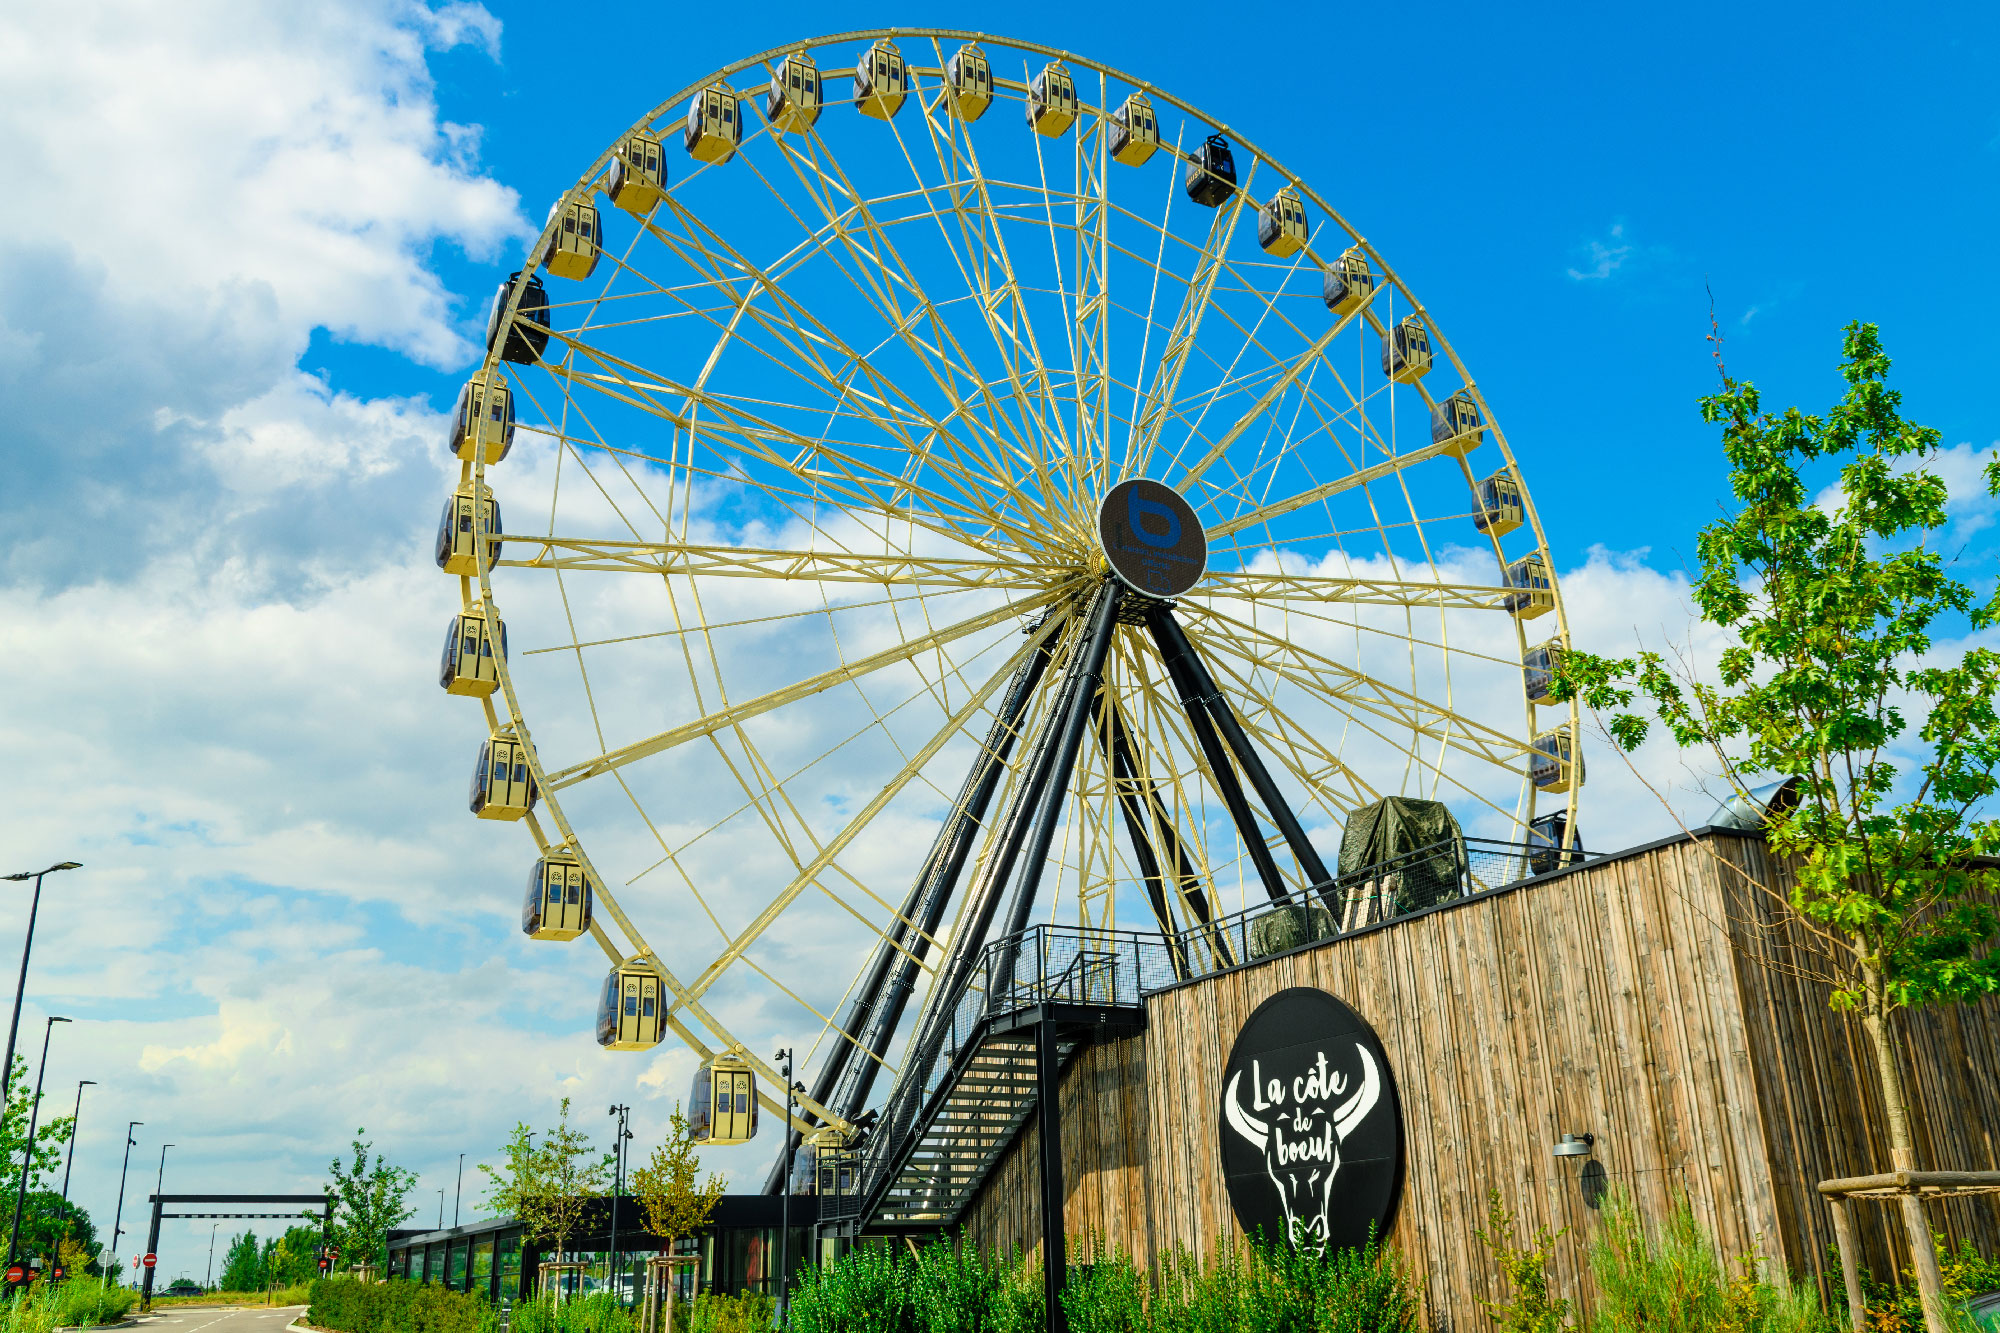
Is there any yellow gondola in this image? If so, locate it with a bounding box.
[1258,188,1308,258]
[1381,314,1432,384]
[764,51,823,135]
[542,198,601,281]
[1529,726,1584,793]
[684,83,743,165]
[1430,389,1484,457]
[439,602,506,697]
[470,733,537,821]
[1108,92,1158,166]
[447,371,513,465]
[854,39,907,121]
[945,43,993,121]
[522,853,593,941]
[1322,245,1375,316]
[606,131,668,215]
[691,1052,759,1144]
[597,960,665,1050]
[1473,468,1523,537]
[484,271,549,366]
[1027,60,1078,137]
[1504,553,1555,620]
[435,481,502,577]
[1522,638,1565,703]
[1185,134,1236,206]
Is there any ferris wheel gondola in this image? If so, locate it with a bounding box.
[433,29,1583,1167]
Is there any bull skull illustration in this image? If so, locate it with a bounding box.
[1224,1045,1381,1252]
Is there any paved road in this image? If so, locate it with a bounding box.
[140,1306,305,1333]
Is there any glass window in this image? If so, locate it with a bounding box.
[642,995,656,1016]
[625,995,638,1016]
[426,1244,445,1283]
[448,1241,468,1289]
[460,513,473,532]
[471,1239,494,1293]
[515,763,528,783]
[734,1090,748,1114]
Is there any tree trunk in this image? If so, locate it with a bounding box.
[1859,964,1949,1333]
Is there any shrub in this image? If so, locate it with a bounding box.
[1589,1192,1837,1333]
[1477,1191,1574,1333]
[306,1277,499,1333]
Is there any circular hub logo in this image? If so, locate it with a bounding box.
[1097,478,1206,597]
[1219,987,1403,1254]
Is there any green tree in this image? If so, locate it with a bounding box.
[7,1192,97,1275]
[631,1103,724,1255]
[1555,322,2000,1333]
[0,1056,77,1259]
[267,1224,323,1287]
[326,1130,418,1274]
[477,1101,605,1267]
[219,1229,263,1292]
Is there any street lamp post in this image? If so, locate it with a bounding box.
[57,1079,93,1254]
[453,1154,463,1229]
[7,1015,70,1264]
[0,864,80,1122]
[773,1049,793,1317]
[205,1222,218,1290]
[436,1189,444,1230]
[109,1122,141,1275]
[606,1104,630,1304]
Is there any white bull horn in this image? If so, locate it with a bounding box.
[1333,1046,1381,1140]
[1223,1071,1269,1149]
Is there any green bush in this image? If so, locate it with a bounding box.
[1587,1193,1835,1333]
[685,1292,775,1333]
[510,1292,636,1333]
[0,1277,136,1332]
[306,1277,499,1333]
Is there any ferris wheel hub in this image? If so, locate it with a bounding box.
[1097,479,1206,598]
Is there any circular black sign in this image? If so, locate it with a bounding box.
[1218,987,1403,1253]
[1097,479,1205,597]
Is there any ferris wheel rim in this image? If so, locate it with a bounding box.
[456,30,1583,1142]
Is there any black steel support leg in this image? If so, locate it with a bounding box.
[142,1198,162,1308]
[1035,1018,1068,1333]
[1095,693,1194,977]
[1145,605,1336,906]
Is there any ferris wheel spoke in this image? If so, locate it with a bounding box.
[646,194,1062,546]
[1200,432,1475,544]
[1125,164,1257,482]
[1171,280,1385,493]
[544,580,1074,789]
[1194,567,1518,612]
[493,536,1056,590]
[670,607,1072,1014]
[1181,605,1529,775]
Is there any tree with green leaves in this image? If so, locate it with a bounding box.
[478,1101,606,1269]
[219,1229,263,1292]
[0,1055,76,1259]
[8,1192,96,1276]
[631,1103,724,1256]
[1555,322,2000,1333]
[266,1223,322,1288]
[326,1130,418,1274]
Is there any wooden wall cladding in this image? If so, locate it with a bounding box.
[955,831,2000,1325]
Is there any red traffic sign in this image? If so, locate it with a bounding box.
[50,1267,64,1281]
[142,1253,158,1269]
[4,1265,23,1286]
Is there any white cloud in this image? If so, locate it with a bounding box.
[1567,222,1633,281]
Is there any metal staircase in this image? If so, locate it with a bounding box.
[820,927,1174,1234]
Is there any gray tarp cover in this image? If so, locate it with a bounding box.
[1337,796,1466,888]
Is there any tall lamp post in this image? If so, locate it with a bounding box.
[7,1015,70,1264]
[773,1049,794,1317]
[453,1154,463,1229]
[606,1104,630,1304]
[205,1222,218,1290]
[0,864,80,1126]
[109,1122,141,1275]
[57,1079,93,1253]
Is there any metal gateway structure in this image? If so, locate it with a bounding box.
[438,27,1583,1229]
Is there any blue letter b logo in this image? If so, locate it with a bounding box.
[1129,489,1181,548]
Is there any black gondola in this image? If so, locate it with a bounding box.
[1526,810,1582,875]
[439,602,507,697]
[522,853,593,941]
[485,271,549,366]
[1185,134,1236,206]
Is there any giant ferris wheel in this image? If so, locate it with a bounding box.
[434,29,1581,1176]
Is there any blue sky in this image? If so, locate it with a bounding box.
[1,0,1993,1283]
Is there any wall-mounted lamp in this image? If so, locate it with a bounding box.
[1553,1132,1595,1158]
